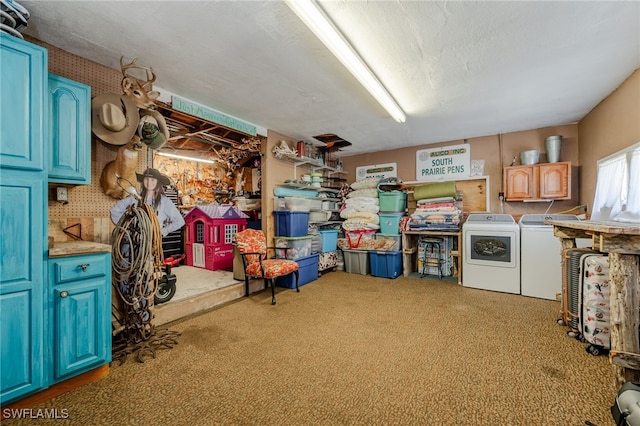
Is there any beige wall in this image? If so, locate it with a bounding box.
[578,69,640,207]
[263,130,299,244]
[341,68,640,217]
[341,125,579,216]
[35,30,640,236]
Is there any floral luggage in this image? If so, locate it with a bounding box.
[561,248,598,335]
[579,253,610,355]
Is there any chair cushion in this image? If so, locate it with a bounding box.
[246,259,299,279]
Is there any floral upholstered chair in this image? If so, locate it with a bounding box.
[234,229,299,305]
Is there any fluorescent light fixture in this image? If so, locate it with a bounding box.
[285,0,406,123]
[156,151,216,164]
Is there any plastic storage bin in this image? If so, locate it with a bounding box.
[274,211,309,237]
[274,235,313,259]
[378,212,406,235]
[379,192,407,212]
[275,253,319,288]
[342,249,369,275]
[375,233,402,250]
[345,229,376,248]
[273,197,321,212]
[319,229,338,252]
[369,250,403,279]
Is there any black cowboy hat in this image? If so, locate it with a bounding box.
[136,168,170,186]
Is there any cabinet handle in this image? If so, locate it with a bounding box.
[60,291,68,298]
[79,263,89,271]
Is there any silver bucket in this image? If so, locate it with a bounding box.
[545,135,562,163]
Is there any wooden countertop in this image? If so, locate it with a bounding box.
[546,219,640,236]
[49,241,112,258]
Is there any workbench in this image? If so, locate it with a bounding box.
[547,219,640,386]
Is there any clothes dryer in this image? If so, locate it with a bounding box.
[519,214,590,300]
[462,214,520,294]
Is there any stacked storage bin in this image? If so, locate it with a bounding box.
[273,209,319,288]
[372,179,407,279]
[318,229,339,273]
[340,177,381,274]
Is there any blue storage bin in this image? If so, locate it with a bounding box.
[319,229,338,252]
[274,211,309,237]
[276,253,319,288]
[378,212,406,235]
[368,250,403,279]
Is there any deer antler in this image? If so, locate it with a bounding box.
[120,56,160,109]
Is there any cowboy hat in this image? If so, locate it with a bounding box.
[136,168,171,186]
[138,109,169,149]
[91,93,139,146]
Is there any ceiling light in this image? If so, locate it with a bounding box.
[285,0,406,123]
[156,152,216,164]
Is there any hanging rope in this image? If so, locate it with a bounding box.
[111,201,180,363]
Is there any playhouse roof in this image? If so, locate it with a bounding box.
[185,203,249,220]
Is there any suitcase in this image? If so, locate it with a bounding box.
[561,248,598,334]
[579,253,610,355]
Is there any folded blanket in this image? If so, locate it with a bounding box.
[413,182,457,201]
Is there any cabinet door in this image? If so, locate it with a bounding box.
[504,166,536,200]
[539,163,570,199]
[0,170,46,404]
[48,74,91,184]
[0,33,47,171]
[49,253,112,382]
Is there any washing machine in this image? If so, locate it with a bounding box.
[462,214,520,294]
[519,214,591,300]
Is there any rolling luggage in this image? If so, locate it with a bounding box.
[579,253,610,355]
[561,248,597,335]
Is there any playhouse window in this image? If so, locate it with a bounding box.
[195,221,205,243]
[225,224,238,244]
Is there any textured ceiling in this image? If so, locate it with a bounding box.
[19,1,640,157]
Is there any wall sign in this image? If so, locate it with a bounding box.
[416,144,470,181]
[172,95,257,136]
[356,163,397,180]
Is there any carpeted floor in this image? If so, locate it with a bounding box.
[3,272,617,425]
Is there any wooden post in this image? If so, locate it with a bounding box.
[609,252,640,386]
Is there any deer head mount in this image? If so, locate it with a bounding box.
[120,56,160,109]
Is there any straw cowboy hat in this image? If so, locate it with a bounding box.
[136,168,171,186]
[138,109,169,149]
[91,93,140,146]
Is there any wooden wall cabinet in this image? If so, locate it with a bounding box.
[504,162,574,201]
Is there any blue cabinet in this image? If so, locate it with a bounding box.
[48,253,112,382]
[0,33,47,171]
[48,74,91,184]
[0,33,48,404]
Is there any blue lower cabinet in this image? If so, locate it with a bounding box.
[48,252,112,383]
[276,253,319,288]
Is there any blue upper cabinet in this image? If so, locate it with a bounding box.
[0,32,47,171]
[48,74,91,184]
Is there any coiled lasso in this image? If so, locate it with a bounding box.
[111,201,178,362]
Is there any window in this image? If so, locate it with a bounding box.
[224,224,238,244]
[195,221,205,243]
[592,142,640,222]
